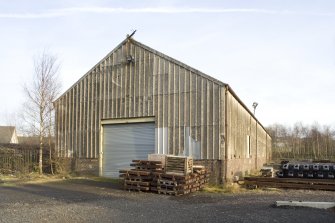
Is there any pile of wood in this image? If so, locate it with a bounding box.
[130,160,163,172]
[119,158,209,195]
[151,165,209,195]
[165,155,193,175]
[119,160,163,192]
[119,170,152,192]
[244,176,335,191]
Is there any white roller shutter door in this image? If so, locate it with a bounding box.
[102,122,155,177]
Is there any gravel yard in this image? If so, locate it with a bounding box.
[0,178,334,223]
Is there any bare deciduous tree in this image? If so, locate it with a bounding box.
[22,51,61,174]
[267,122,335,161]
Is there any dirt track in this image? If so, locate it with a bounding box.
[0,178,334,223]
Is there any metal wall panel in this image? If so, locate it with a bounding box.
[225,89,271,176]
[54,38,224,160]
[102,122,155,177]
[53,37,274,181]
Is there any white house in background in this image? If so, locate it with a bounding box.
[0,126,19,144]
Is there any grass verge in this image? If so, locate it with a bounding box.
[202,183,247,194]
[86,176,121,184]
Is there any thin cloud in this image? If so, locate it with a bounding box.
[60,7,278,14]
[0,7,333,19]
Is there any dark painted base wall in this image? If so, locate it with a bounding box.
[59,158,225,184]
[193,160,224,184]
[75,158,99,175]
[58,158,99,176]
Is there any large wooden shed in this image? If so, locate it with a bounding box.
[54,36,271,183]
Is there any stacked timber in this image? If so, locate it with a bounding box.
[119,170,152,192]
[244,176,335,191]
[119,160,163,192]
[148,154,166,167]
[119,157,210,195]
[151,165,209,195]
[130,160,163,173]
[244,161,335,191]
[165,155,193,175]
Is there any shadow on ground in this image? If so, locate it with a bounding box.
[0,178,124,204]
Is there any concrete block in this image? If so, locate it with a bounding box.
[275,201,335,209]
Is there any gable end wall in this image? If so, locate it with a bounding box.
[54,39,224,160]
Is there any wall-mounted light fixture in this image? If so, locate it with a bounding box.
[252,102,258,115]
[126,55,134,64]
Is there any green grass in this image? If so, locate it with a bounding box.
[202,183,246,194]
[0,175,20,187]
[1,173,122,185]
[0,182,17,187]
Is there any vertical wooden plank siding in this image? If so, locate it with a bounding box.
[71,88,74,157]
[64,93,68,157]
[201,78,207,159]
[172,64,180,154]
[179,67,185,155]
[78,82,82,158]
[55,39,270,162]
[168,62,174,154]
[55,100,59,157]
[219,87,225,159]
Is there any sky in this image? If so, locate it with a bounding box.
[0,0,334,129]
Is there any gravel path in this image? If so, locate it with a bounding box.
[0,179,334,223]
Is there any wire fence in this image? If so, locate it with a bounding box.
[0,143,51,174]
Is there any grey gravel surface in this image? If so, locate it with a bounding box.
[0,179,334,223]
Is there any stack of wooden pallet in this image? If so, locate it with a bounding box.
[119,157,210,195]
[130,160,163,173]
[119,169,152,192]
[151,165,210,195]
[119,160,163,192]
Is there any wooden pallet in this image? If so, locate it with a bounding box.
[244,177,335,191]
[124,185,151,192]
[130,160,163,172]
[165,155,193,175]
[124,180,150,186]
[151,167,209,195]
[148,154,166,166]
[120,159,209,195]
[151,187,191,196]
[119,170,151,176]
[120,160,165,192]
[120,168,153,192]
